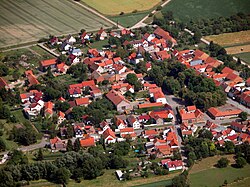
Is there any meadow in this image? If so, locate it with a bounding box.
[162,0,250,22]
[235,52,250,64]
[189,155,250,187]
[82,0,161,15]
[0,0,112,48]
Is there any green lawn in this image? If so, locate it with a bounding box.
[109,11,150,28]
[162,0,250,22]
[133,179,172,187]
[235,52,250,65]
[29,45,54,59]
[89,39,109,50]
[189,164,250,187]
[229,177,250,187]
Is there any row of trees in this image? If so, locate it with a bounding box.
[186,13,250,36]
[149,61,227,110]
[0,141,131,186]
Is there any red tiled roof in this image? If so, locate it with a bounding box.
[40,59,57,67]
[103,128,116,139]
[44,101,54,115]
[145,129,158,136]
[208,107,242,118]
[106,90,129,106]
[120,127,134,133]
[58,111,65,118]
[187,105,196,112]
[75,97,89,106]
[80,137,95,147]
[50,136,61,144]
[222,67,234,74]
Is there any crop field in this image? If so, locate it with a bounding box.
[226,44,250,54]
[0,0,113,48]
[162,0,250,22]
[204,30,250,47]
[235,52,250,64]
[82,0,161,15]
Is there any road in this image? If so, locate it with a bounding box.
[0,137,48,156]
[72,0,124,29]
[130,0,172,29]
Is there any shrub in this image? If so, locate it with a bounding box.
[132,10,138,13]
[217,157,229,168]
[120,12,124,15]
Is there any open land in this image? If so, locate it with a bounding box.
[162,0,250,22]
[235,52,250,64]
[226,44,250,54]
[109,12,150,28]
[189,155,250,187]
[82,0,161,15]
[204,30,250,47]
[0,0,112,48]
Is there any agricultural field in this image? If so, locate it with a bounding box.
[82,0,161,15]
[204,30,250,47]
[235,52,250,65]
[0,0,113,48]
[109,12,150,28]
[226,44,250,55]
[189,155,250,187]
[162,0,250,22]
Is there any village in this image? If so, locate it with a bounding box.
[0,25,250,181]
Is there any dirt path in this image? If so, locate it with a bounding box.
[71,0,124,29]
[130,0,172,29]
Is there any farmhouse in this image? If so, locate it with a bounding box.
[207,107,242,120]
[179,106,204,124]
[106,90,132,113]
[40,59,57,71]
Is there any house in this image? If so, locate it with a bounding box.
[162,159,183,171]
[91,70,105,83]
[97,27,108,40]
[56,63,68,74]
[44,101,54,118]
[179,106,204,124]
[58,111,66,124]
[112,83,134,94]
[120,127,137,140]
[75,97,90,107]
[143,129,158,139]
[127,115,141,129]
[50,136,66,152]
[106,90,133,113]
[74,125,83,138]
[207,107,242,120]
[149,109,174,125]
[230,121,247,132]
[70,48,82,56]
[153,27,177,46]
[128,53,144,64]
[149,87,167,104]
[0,77,9,90]
[69,88,82,98]
[103,128,116,144]
[80,136,95,147]
[115,117,127,130]
[25,70,39,86]
[67,35,76,44]
[39,59,57,71]
[155,145,171,158]
[23,100,44,120]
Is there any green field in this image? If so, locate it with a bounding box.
[109,11,150,28]
[0,0,113,48]
[235,52,250,64]
[162,0,250,22]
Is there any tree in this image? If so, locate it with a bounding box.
[193,30,202,43]
[74,138,81,152]
[217,157,229,168]
[0,137,6,151]
[12,69,21,81]
[126,73,138,85]
[224,141,235,154]
[67,139,73,152]
[53,168,71,185]
[35,148,44,161]
[235,157,247,168]
[7,150,28,165]
[55,101,70,112]
[239,112,248,121]
[11,126,37,146]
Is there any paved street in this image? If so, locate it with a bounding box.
[0,137,49,156]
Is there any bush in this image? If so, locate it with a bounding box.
[132,10,138,13]
[236,157,247,168]
[148,13,154,17]
[156,6,162,11]
[120,12,124,15]
[217,158,229,168]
